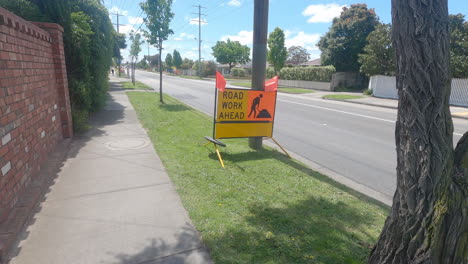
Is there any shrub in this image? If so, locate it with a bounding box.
[266,67,276,78]
[279,66,336,82]
[231,68,246,77]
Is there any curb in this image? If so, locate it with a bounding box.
[323,98,468,120]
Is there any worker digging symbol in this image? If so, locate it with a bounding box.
[248,94,272,118]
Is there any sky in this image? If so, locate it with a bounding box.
[104,0,468,64]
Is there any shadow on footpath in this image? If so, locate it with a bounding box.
[6,80,126,261]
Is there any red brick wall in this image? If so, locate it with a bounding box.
[0,8,72,223]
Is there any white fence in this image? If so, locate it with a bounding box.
[370,75,468,107]
[278,80,332,91]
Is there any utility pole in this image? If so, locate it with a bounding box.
[192,5,206,77]
[249,0,269,149]
[111,12,122,77]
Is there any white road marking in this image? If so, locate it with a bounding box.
[278,99,465,137]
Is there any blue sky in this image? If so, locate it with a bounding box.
[104,0,468,63]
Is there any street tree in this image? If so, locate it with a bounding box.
[180,58,194,70]
[172,49,182,70]
[267,27,287,74]
[129,31,144,85]
[449,14,468,78]
[369,0,467,263]
[317,4,378,72]
[358,23,395,77]
[286,46,310,65]
[140,0,174,103]
[212,39,250,71]
[165,53,173,71]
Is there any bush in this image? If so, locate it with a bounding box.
[363,88,373,95]
[279,66,336,82]
[231,68,246,77]
[266,67,276,78]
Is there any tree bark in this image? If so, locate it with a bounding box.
[369,0,468,263]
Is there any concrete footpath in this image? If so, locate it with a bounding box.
[7,78,211,264]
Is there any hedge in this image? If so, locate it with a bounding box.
[279,66,336,82]
[231,68,246,77]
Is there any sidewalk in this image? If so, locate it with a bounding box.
[7,77,211,264]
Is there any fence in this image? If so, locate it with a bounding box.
[370,75,468,107]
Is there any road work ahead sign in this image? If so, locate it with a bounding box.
[215,88,277,139]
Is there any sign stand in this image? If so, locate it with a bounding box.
[204,73,290,167]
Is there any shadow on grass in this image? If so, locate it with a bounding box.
[209,147,389,211]
[159,103,192,112]
[205,196,379,263]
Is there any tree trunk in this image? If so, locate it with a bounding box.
[159,40,163,104]
[369,0,468,263]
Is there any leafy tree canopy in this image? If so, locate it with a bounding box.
[211,39,250,70]
[318,4,378,72]
[286,46,310,65]
[268,27,287,74]
[165,53,173,68]
[180,58,194,69]
[358,23,395,76]
[172,49,182,69]
[140,0,174,47]
[449,13,468,78]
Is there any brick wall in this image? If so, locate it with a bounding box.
[0,8,72,223]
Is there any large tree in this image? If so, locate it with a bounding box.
[267,27,287,74]
[358,23,395,77]
[211,39,250,71]
[317,4,378,72]
[140,0,174,103]
[449,14,468,78]
[369,0,467,263]
[172,49,182,70]
[286,46,310,65]
[180,58,194,70]
[165,53,173,70]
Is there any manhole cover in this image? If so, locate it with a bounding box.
[104,138,150,150]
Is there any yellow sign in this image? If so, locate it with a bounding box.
[215,88,277,139]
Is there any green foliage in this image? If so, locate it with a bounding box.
[318,4,378,72]
[165,53,173,69]
[180,58,194,69]
[286,46,310,65]
[266,67,276,78]
[449,14,468,78]
[203,61,217,77]
[140,0,174,47]
[2,0,116,131]
[113,32,127,60]
[231,68,246,77]
[172,49,182,69]
[268,27,287,74]
[358,23,395,77]
[279,66,336,82]
[0,0,45,21]
[129,32,144,62]
[212,39,250,70]
[363,88,373,95]
[137,58,148,69]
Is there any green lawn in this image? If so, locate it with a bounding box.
[230,82,314,94]
[127,91,388,264]
[323,94,364,100]
[176,75,206,80]
[121,81,152,90]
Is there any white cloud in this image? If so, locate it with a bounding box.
[109,6,128,16]
[119,24,136,34]
[285,31,321,51]
[221,30,253,45]
[302,4,345,23]
[173,32,195,41]
[128,16,144,26]
[227,0,241,7]
[190,18,208,25]
[183,51,197,60]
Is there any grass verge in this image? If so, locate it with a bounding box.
[323,94,364,100]
[121,81,152,90]
[127,91,388,263]
[231,82,315,94]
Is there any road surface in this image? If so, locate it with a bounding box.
[132,70,468,202]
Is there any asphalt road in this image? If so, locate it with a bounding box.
[133,70,468,202]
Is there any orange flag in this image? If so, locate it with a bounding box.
[264,76,279,92]
[216,71,226,92]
